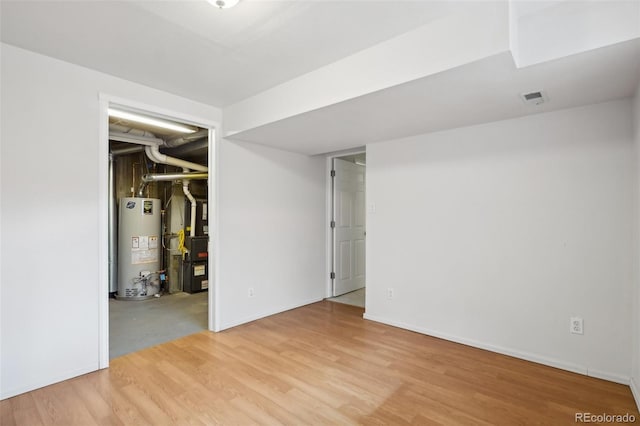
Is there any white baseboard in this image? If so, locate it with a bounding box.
[631,377,640,411]
[363,313,629,385]
[1,364,97,400]
[219,297,324,331]
[587,368,630,385]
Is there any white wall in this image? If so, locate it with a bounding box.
[216,139,326,330]
[365,99,635,383]
[511,0,640,68]
[0,44,221,399]
[632,81,640,405]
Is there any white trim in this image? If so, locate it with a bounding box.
[631,377,640,411]
[105,95,215,129]
[219,297,324,331]
[209,128,221,332]
[0,45,4,397]
[322,146,367,159]
[98,93,221,365]
[98,96,110,369]
[363,313,630,385]
[324,149,366,300]
[325,157,334,299]
[586,369,629,386]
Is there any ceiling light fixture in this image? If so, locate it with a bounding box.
[208,0,240,9]
[108,108,196,134]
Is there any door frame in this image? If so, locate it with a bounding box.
[98,94,221,369]
[324,148,366,299]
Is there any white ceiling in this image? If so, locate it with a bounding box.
[0,0,452,107]
[229,39,640,155]
[2,1,639,157]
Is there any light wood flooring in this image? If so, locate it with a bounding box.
[1,301,638,425]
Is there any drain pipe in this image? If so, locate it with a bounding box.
[182,168,198,237]
[144,145,207,172]
[137,171,208,197]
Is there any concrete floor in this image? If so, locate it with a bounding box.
[109,291,208,359]
[326,287,365,308]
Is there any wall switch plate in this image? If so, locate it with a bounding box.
[248,287,255,298]
[368,203,376,214]
[387,288,394,299]
[570,317,583,334]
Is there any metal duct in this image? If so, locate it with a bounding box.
[160,139,208,157]
[165,129,209,148]
[110,145,145,156]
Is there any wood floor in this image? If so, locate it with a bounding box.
[2,301,638,425]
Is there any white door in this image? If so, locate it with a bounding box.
[333,158,365,296]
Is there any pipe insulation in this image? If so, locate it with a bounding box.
[110,145,145,156]
[109,131,164,146]
[137,171,208,197]
[109,123,157,138]
[165,129,209,148]
[144,145,208,172]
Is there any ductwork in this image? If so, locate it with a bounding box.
[110,123,156,137]
[144,145,208,172]
[161,139,208,157]
[110,145,145,156]
[137,171,208,197]
[165,129,209,148]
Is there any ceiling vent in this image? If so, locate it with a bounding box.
[520,90,549,106]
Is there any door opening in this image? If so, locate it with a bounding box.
[99,98,217,365]
[327,152,366,307]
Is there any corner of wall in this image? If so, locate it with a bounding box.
[632,81,640,411]
[507,0,521,68]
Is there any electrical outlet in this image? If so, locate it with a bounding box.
[387,288,394,299]
[570,317,583,335]
[248,287,255,298]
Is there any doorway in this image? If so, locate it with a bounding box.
[327,152,366,308]
[99,96,218,366]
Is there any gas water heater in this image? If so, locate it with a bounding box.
[117,197,161,300]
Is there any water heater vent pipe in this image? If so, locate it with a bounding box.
[182,168,197,237]
[144,145,207,172]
